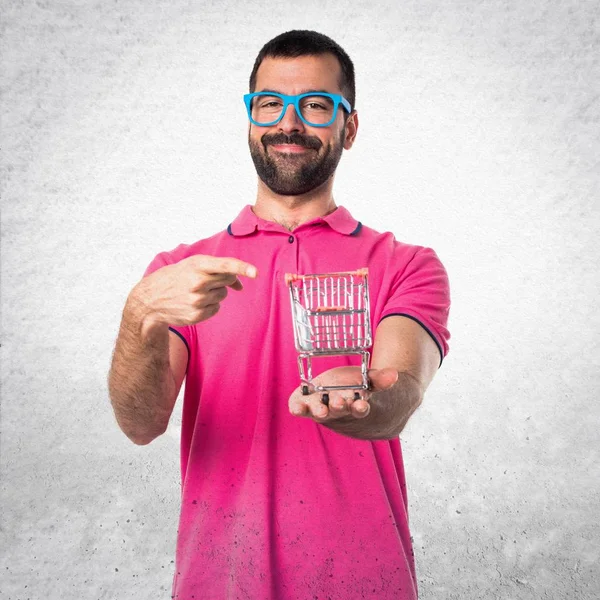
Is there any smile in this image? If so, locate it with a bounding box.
[270,144,313,154]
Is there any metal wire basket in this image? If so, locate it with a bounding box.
[285,268,372,404]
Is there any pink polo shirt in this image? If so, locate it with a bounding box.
[144,205,451,600]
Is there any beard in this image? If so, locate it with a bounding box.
[248,128,345,196]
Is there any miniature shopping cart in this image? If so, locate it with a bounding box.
[285,268,373,405]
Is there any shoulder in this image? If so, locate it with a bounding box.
[357,221,434,267]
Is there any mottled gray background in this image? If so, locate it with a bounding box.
[1,0,599,598]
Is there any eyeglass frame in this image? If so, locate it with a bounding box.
[243,92,352,128]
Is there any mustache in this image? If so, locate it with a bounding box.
[262,132,322,151]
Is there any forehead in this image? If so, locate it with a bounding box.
[254,53,343,94]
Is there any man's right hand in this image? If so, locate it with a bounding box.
[128,255,258,329]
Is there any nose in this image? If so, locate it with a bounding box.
[277,102,305,133]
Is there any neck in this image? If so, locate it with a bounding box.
[253,178,338,231]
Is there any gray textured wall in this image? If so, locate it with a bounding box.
[2,1,598,598]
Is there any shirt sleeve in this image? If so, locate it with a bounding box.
[143,251,192,356]
[379,246,451,366]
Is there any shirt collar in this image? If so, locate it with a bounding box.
[227,205,361,237]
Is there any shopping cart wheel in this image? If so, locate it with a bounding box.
[301,385,309,396]
[321,393,330,406]
[353,392,361,401]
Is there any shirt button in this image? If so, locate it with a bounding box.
[288,236,294,243]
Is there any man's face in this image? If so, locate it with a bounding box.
[248,53,355,196]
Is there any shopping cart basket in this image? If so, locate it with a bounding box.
[285,268,373,404]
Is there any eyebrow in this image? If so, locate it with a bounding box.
[256,88,332,95]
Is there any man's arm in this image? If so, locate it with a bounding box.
[108,255,258,445]
[108,298,188,445]
[288,316,441,440]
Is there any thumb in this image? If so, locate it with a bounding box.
[367,368,399,392]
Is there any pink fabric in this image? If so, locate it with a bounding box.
[143,205,451,599]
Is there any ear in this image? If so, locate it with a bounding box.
[343,111,359,150]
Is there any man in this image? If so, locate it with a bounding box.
[108,30,450,600]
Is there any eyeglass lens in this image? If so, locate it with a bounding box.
[251,95,335,126]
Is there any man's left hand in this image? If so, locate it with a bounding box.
[288,366,399,422]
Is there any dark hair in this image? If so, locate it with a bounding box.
[249,30,356,110]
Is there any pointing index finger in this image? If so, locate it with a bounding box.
[196,256,258,278]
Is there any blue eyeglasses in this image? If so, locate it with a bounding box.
[244,92,352,128]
